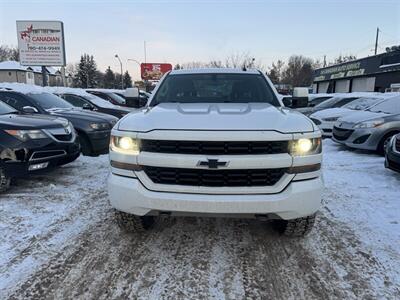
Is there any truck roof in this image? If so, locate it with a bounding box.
[169,68,261,75]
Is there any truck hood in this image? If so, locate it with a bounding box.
[0,113,67,130]
[338,110,388,124]
[118,103,315,133]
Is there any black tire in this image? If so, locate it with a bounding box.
[272,214,316,237]
[0,165,11,193]
[114,210,155,232]
[78,134,92,156]
[377,132,399,155]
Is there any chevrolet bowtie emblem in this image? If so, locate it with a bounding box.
[197,159,228,169]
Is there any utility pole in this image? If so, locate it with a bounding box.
[115,54,123,89]
[374,27,379,55]
[144,41,147,64]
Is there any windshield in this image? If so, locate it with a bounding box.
[151,73,279,106]
[315,97,357,109]
[342,97,383,110]
[0,100,17,115]
[28,93,74,110]
[107,93,126,105]
[367,97,400,114]
[83,94,115,108]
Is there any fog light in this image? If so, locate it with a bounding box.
[28,162,49,171]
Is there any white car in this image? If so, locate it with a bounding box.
[309,95,397,137]
[108,68,323,237]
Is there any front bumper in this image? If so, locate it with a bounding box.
[332,125,381,151]
[385,143,400,172]
[87,130,111,155]
[108,173,322,220]
[2,139,80,178]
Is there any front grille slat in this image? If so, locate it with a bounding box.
[143,166,285,187]
[333,126,354,141]
[141,140,288,155]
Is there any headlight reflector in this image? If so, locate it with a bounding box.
[5,129,47,141]
[322,117,339,122]
[90,123,110,130]
[353,119,384,129]
[290,138,321,156]
[110,135,140,155]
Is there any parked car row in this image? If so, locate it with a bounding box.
[295,91,400,173]
[0,83,143,192]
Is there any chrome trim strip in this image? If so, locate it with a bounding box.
[29,150,67,162]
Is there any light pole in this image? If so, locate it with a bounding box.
[115,54,123,89]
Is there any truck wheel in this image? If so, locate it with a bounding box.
[114,210,155,232]
[0,166,11,193]
[272,214,316,237]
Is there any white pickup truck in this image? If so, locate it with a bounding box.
[108,69,322,237]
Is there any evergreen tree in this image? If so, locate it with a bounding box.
[114,73,122,89]
[74,53,98,88]
[123,71,133,88]
[103,66,115,88]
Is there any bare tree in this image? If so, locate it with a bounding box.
[281,55,314,87]
[0,45,19,62]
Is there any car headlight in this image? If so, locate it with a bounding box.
[110,135,140,155]
[290,138,321,156]
[90,123,110,130]
[353,119,384,129]
[5,129,48,141]
[322,117,339,122]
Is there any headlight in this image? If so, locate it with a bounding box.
[90,123,110,130]
[290,138,321,156]
[322,117,339,122]
[110,135,140,155]
[5,129,48,141]
[353,119,384,129]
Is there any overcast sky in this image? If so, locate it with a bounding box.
[1,0,399,80]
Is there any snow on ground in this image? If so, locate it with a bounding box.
[0,140,399,299]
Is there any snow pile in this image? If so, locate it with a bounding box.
[0,82,45,94]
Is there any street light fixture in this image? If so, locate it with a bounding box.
[115,54,123,90]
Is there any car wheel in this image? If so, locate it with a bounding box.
[378,132,398,155]
[0,165,11,193]
[272,214,316,237]
[114,210,156,232]
[78,134,92,156]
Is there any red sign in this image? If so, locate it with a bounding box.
[141,63,172,80]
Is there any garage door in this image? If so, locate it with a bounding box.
[335,79,350,93]
[352,77,376,92]
[318,82,329,93]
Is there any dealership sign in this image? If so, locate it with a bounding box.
[141,63,172,80]
[16,20,66,66]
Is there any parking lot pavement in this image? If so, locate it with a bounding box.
[0,140,399,299]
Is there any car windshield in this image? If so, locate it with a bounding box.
[315,97,357,109]
[83,94,115,108]
[342,97,383,110]
[151,73,279,106]
[0,100,18,115]
[367,97,400,114]
[28,93,74,110]
[107,93,126,105]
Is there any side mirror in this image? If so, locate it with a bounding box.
[22,106,39,113]
[282,97,292,107]
[291,87,309,108]
[124,87,140,108]
[83,103,93,110]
